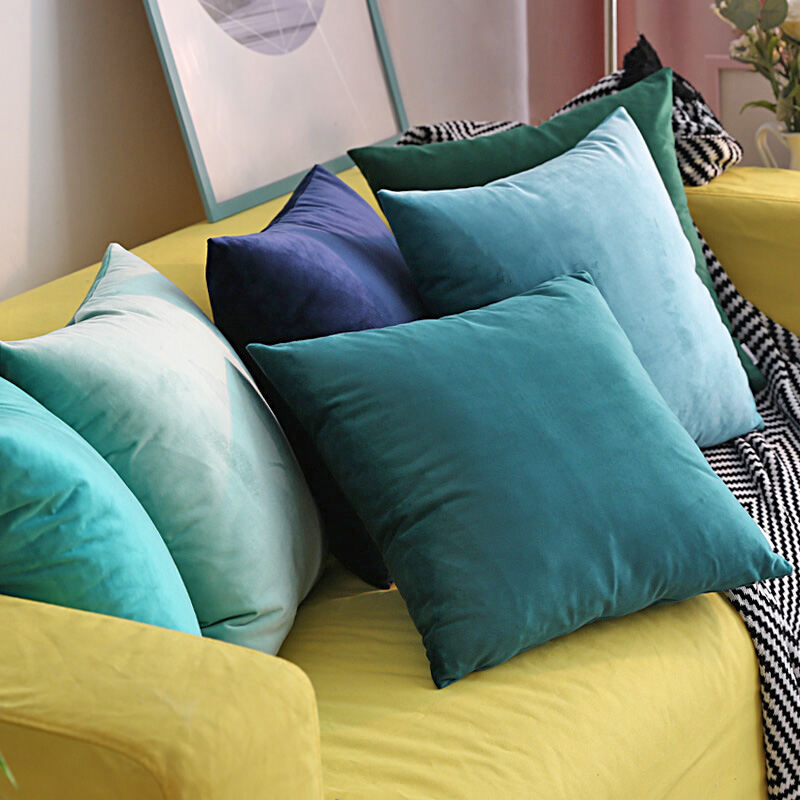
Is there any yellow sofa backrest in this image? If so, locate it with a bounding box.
[3,165,800,342]
[0,168,379,342]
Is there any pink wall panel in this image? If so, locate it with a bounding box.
[527,0,604,122]
[618,0,638,68]
[528,0,737,123]
[632,0,735,112]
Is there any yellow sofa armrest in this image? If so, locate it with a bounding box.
[0,595,323,800]
[686,167,800,337]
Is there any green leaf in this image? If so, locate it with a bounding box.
[759,0,788,30]
[741,99,778,112]
[718,0,761,31]
[776,93,796,121]
[0,752,17,791]
[767,33,780,56]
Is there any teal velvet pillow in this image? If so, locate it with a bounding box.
[0,245,325,655]
[248,273,790,688]
[0,377,199,634]
[349,68,763,391]
[379,108,760,448]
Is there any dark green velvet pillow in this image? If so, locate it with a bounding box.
[349,68,763,390]
[249,273,789,688]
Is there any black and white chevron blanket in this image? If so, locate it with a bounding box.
[398,68,743,189]
[397,119,523,146]
[704,239,800,798]
[554,69,743,187]
[397,133,800,799]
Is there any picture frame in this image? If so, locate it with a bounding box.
[143,0,408,221]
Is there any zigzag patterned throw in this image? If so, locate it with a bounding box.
[554,69,743,187]
[397,119,522,146]
[702,230,800,798]
[397,120,800,798]
[398,69,743,189]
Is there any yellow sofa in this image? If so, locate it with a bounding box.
[0,166,798,799]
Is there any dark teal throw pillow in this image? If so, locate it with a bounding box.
[249,273,790,688]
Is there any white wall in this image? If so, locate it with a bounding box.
[379,0,529,125]
[0,0,202,301]
[0,0,529,302]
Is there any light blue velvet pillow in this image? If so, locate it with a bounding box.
[248,273,790,688]
[379,107,761,447]
[0,245,325,655]
[0,377,199,634]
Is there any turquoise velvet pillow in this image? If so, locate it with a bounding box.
[249,272,791,688]
[0,377,199,634]
[350,69,763,393]
[379,107,760,448]
[0,244,325,655]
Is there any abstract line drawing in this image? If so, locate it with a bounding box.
[199,0,327,55]
[145,0,406,221]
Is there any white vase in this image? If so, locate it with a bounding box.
[756,122,800,170]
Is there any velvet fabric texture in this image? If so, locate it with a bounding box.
[379,108,761,447]
[0,377,200,635]
[349,68,763,391]
[249,273,789,688]
[0,244,325,655]
[206,165,425,588]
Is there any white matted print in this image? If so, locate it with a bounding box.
[144,0,406,220]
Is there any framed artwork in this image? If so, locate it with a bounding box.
[143,0,407,221]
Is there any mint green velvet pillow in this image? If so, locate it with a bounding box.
[0,245,325,654]
[0,376,199,634]
[248,273,790,688]
[379,108,760,448]
[349,68,763,391]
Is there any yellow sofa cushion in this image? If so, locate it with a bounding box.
[687,167,800,337]
[283,563,765,799]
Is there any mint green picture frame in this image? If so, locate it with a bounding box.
[143,0,408,222]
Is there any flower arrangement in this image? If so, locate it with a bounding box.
[713,0,800,131]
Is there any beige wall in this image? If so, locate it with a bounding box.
[3,2,784,303]
[0,0,202,301]
[1,1,530,302]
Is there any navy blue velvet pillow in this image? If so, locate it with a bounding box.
[206,165,425,588]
